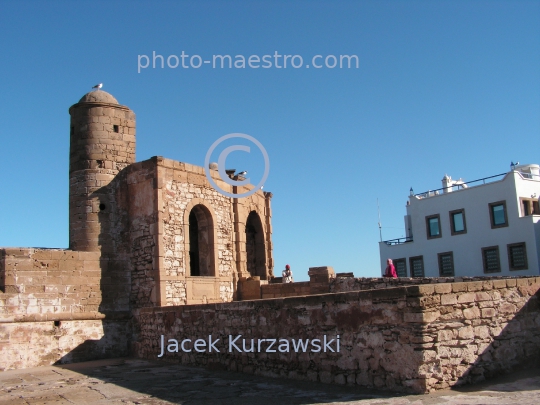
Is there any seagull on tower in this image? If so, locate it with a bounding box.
[92,83,103,90]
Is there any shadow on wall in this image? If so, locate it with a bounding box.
[54,173,132,365]
[142,280,540,394]
[452,284,540,388]
[52,178,540,397]
[53,280,540,398]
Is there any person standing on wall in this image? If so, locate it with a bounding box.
[384,258,397,278]
[282,264,294,283]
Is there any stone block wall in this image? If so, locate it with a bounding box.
[135,276,540,394]
[261,281,310,299]
[258,273,540,300]
[329,275,533,293]
[258,266,334,299]
[157,158,236,305]
[0,319,130,371]
[412,277,540,389]
[68,96,136,253]
[238,278,268,300]
[123,159,160,310]
[1,248,105,317]
[258,270,491,301]
[153,157,272,306]
[0,248,131,370]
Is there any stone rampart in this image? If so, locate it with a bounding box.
[329,275,534,293]
[136,276,540,393]
[260,273,539,300]
[0,248,131,370]
[0,319,130,370]
[1,248,105,316]
[259,266,334,299]
[1,247,131,315]
[261,281,310,299]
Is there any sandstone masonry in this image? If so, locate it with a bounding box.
[1,89,539,395]
[1,89,273,369]
[136,276,540,394]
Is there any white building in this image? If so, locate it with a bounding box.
[379,164,540,277]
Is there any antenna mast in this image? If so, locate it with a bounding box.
[377,198,382,242]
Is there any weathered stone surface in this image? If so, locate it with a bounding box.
[441,293,457,305]
[3,89,540,398]
[463,306,481,319]
[0,319,130,370]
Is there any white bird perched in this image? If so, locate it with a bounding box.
[237,171,247,176]
[92,83,103,90]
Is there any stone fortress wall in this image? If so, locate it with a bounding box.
[0,248,131,370]
[1,89,539,394]
[1,89,273,370]
[255,265,538,299]
[136,275,540,394]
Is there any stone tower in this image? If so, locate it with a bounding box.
[68,90,136,251]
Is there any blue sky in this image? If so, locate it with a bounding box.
[1,1,539,280]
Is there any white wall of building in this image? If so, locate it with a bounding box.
[379,169,540,277]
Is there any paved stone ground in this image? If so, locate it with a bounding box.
[1,358,539,405]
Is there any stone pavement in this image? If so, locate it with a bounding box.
[0,358,539,405]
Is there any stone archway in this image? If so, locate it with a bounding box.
[245,211,266,279]
[188,204,215,277]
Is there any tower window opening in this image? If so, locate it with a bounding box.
[113,125,119,133]
[70,126,74,136]
[99,203,106,211]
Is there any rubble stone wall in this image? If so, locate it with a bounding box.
[124,159,160,309]
[156,157,271,305]
[136,276,540,394]
[413,277,540,390]
[159,159,235,305]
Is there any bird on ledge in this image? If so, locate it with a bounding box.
[92,83,103,90]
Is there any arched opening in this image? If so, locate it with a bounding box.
[188,204,215,276]
[246,211,266,279]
